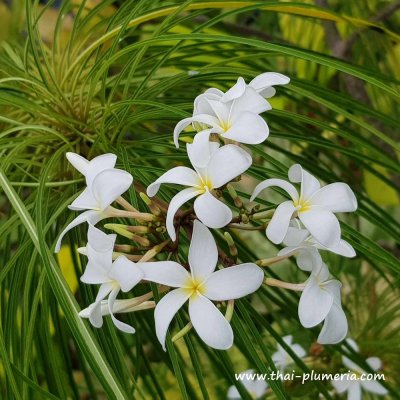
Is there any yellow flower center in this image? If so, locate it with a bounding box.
[196,177,213,194]
[220,119,232,132]
[293,198,311,213]
[183,277,205,297]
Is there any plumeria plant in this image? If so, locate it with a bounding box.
[55,73,357,347]
[49,72,390,398]
[2,3,399,397]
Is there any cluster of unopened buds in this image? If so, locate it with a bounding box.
[55,72,358,351]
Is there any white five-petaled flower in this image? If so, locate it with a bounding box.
[78,224,143,333]
[251,164,357,248]
[173,72,289,146]
[298,260,347,344]
[331,339,388,400]
[272,335,306,371]
[141,220,264,350]
[279,220,356,271]
[55,152,133,252]
[147,131,252,241]
[227,369,269,400]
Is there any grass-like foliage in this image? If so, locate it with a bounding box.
[0,1,399,399]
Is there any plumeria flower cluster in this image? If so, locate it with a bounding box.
[55,73,360,359]
[331,339,388,400]
[254,164,357,344]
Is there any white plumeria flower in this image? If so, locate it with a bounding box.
[251,164,357,248]
[272,335,306,371]
[279,220,356,271]
[78,224,143,333]
[147,132,252,241]
[332,339,388,400]
[174,73,289,146]
[227,369,268,399]
[299,261,347,344]
[142,220,264,350]
[55,152,133,252]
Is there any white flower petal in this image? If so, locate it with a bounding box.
[108,288,136,334]
[327,239,356,258]
[88,302,104,328]
[227,386,240,400]
[317,303,348,344]
[78,303,96,319]
[296,248,321,271]
[194,92,221,115]
[81,228,115,284]
[68,187,98,210]
[283,225,310,246]
[250,178,299,202]
[272,350,286,368]
[223,112,269,144]
[95,282,114,302]
[348,382,362,400]
[206,99,231,123]
[249,72,290,96]
[142,261,190,287]
[314,261,331,282]
[109,256,143,292]
[87,223,116,252]
[166,187,202,241]
[155,288,190,351]
[342,356,360,373]
[288,164,320,199]
[173,114,220,147]
[194,191,232,229]
[361,379,388,395]
[204,88,224,97]
[331,378,352,393]
[291,344,306,359]
[341,338,359,370]
[91,169,133,210]
[203,263,264,301]
[220,77,246,102]
[299,207,341,248]
[259,87,276,98]
[147,166,199,197]
[54,210,105,253]
[345,338,359,352]
[298,277,334,328]
[188,220,218,280]
[266,201,296,244]
[277,245,298,257]
[206,144,252,188]
[252,380,269,398]
[85,153,118,186]
[66,152,89,176]
[186,129,215,169]
[189,294,233,349]
[87,282,114,328]
[231,86,271,114]
[310,182,357,212]
[81,249,111,284]
[366,357,382,371]
[283,335,293,346]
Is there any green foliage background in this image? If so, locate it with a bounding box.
[0,0,399,399]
